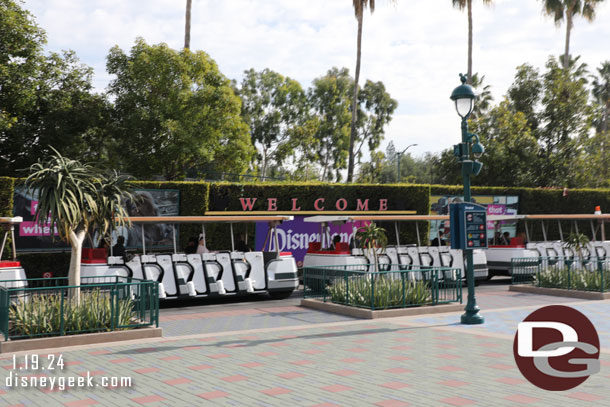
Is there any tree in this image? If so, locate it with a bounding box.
[308,68,353,181]
[541,0,604,70]
[451,0,493,85]
[237,68,310,179]
[507,64,543,132]
[185,0,192,49]
[469,100,540,186]
[537,56,592,186]
[25,150,133,301]
[470,73,493,119]
[0,1,110,176]
[0,0,45,133]
[106,38,253,180]
[354,80,398,163]
[347,0,396,183]
[309,67,396,181]
[592,61,610,135]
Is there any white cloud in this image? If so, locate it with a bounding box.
[22,0,610,158]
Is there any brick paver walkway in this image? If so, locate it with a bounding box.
[1,287,608,406]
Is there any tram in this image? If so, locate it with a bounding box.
[81,215,298,300]
[485,213,610,277]
[0,217,27,288]
[301,215,489,283]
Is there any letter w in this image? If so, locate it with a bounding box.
[239,198,257,211]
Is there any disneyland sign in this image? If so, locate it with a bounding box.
[239,197,389,212]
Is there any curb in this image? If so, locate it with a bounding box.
[301,299,464,319]
[0,327,163,354]
[509,285,610,300]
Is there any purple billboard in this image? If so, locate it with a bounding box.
[255,217,367,267]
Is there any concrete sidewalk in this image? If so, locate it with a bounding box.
[0,287,608,406]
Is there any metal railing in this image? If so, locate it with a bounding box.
[303,264,462,310]
[511,256,610,293]
[0,276,159,341]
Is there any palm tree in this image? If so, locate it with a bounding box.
[25,149,133,301]
[470,72,493,118]
[541,0,604,70]
[452,0,493,85]
[185,0,192,49]
[347,0,395,183]
[356,222,388,273]
[592,61,610,134]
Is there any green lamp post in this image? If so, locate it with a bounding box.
[450,73,485,325]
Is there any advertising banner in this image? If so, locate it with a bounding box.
[429,195,519,245]
[13,188,180,252]
[255,217,367,267]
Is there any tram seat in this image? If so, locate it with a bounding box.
[263,251,279,265]
[510,237,525,247]
[308,242,321,253]
[245,252,266,290]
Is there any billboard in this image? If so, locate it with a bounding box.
[13,188,180,252]
[429,195,519,245]
[255,217,367,267]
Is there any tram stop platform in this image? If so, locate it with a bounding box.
[0,282,609,406]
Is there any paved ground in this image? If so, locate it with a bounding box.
[1,281,609,406]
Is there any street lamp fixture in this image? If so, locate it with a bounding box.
[450,73,485,325]
[396,143,418,183]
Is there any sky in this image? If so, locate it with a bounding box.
[21,0,610,159]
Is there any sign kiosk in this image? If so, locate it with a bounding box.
[450,203,488,250]
[450,203,486,324]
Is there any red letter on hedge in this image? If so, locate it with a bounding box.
[336,198,347,211]
[314,198,325,211]
[239,198,257,211]
[268,198,278,211]
[379,199,388,211]
[291,198,301,211]
[356,199,369,211]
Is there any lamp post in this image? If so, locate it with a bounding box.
[396,144,417,183]
[450,73,485,325]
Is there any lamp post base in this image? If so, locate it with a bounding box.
[461,309,485,325]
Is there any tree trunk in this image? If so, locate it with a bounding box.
[261,151,268,181]
[68,228,87,304]
[185,0,192,49]
[564,9,572,70]
[347,10,364,183]
[467,0,473,84]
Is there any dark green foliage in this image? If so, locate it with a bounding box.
[17,252,71,279]
[107,39,253,180]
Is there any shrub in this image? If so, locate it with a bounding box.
[536,266,610,292]
[327,275,431,309]
[9,289,136,338]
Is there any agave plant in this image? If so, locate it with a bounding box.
[9,290,136,338]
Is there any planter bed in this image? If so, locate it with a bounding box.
[509,284,610,300]
[0,326,162,353]
[301,298,464,319]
